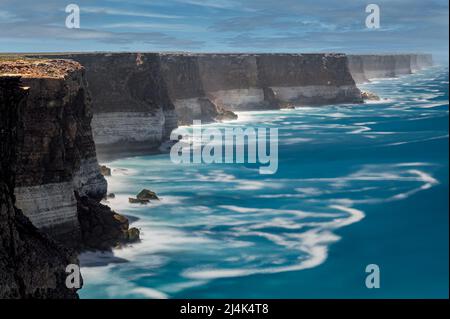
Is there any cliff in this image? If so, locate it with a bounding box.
[256,53,362,106]
[28,53,362,154]
[0,59,138,250]
[0,59,106,235]
[167,53,362,111]
[196,54,267,110]
[159,53,234,125]
[34,53,178,155]
[348,54,433,83]
[0,75,78,298]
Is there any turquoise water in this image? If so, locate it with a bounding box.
[80,67,449,299]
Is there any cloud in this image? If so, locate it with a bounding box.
[211,14,337,32]
[82,6,183,19]
[0,0,447,56]
[103,22,205,32]
[0,23,204,48]
[0,9,25,23]
[175,0,241,9]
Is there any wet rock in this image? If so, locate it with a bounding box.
[137,189,159,201]
[361,91,381,101]
[127,228,141,243]
[281,102,295,109]
[99,165,111,176]
[216,108,238,121]
[77,195,140,251]
[129,197,149,204]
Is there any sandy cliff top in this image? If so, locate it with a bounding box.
[0,58,82,79]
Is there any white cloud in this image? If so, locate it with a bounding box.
[83,6,183,19]
[103,22,205,32]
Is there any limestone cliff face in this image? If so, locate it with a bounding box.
[169,53,362,111]
[0,76,78,299]
[28,53,362,153]
[35,53,178,155]
[348,54,433,83]
[159,53,234,125]
[256,53,362,105]
[197,54,268,110]
[0,59,136,252]
[0,60,107,234]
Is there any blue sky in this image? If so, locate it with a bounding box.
[0,0,448,62]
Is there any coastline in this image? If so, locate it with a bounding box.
[79,66,448,298]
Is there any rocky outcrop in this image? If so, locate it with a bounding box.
[77,195,140,251]
[348,54,433,83]
[0,75,78,299]
[361,91,381,101]
[0,59,137,250]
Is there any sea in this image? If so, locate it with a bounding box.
[79,66,449,299]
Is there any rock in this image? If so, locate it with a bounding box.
[137,189,159,201]
[216,109,238,121]
[281,102,295,109]
[1,59,107,233]
[107,193,115,199]
[0,183,80,299]
[129,197,149,204]
[127,228,141,243]
[77,195,139,251]
[99,165,111,176]
[1,74,79,298]
[361,91,381,101]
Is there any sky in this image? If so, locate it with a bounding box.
[0,0,448,62]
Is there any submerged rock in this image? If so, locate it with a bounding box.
[361,90,381,101]
[127,228,141,243]
[281,102,295,109]
[216,108,238,121]
[99,165,111,176]
[129,197,149,204]
[137,189,159,201]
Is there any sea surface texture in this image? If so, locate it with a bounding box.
[80,67,449,299]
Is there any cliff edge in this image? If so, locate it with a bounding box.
[0,75,78,298]
[0,59,139,251]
